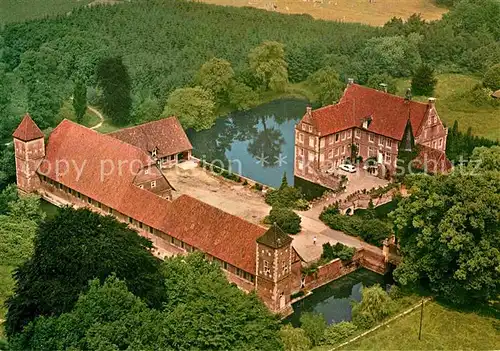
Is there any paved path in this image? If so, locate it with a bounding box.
[88,106,104,130]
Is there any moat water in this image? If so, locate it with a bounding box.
[284,269,384,327]
[186,98,308,188]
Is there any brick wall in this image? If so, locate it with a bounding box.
[296,248,387,292]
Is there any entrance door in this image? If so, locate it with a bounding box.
[279,292,286,309]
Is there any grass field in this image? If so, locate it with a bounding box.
[57,101,102,129]
[338,301,500,350]
[197,0,447,26]
[396,73,500,141]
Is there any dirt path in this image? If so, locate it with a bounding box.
[88,106,104,130]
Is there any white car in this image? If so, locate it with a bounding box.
[339,163,356,173]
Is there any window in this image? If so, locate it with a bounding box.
[328,149,333,159]
[368,147,375,157]
[308,125,313,133]
[58,183,63,190]
[139,184,144,189]
[298,160,303,170]
[263,260,271,275]
[299,148,304,156]
[385,153,391,163]
[299,133,304,143]
[149,226,153,234]
[170,155,176,161]
[432,140,437,148]
[355,129,361,139]
[341,131,346,141]
[341,145,346,155]
[282,261,289,275]
[320,138,325,148]
[438,138,443,148]
[386,139,392,148]
[319,153,324,162]
[369,134,374,143]
[347,130,352,139]
[151,149,157,157]
[151,180,156,188]
[223,261,228,270]
[108,207,112,214]
[87,197,92,204]
[302,123,307,131]
[329,135,334,145]
[308,152,314,162]
[335,148,340,156]
[335,133,340,142]
[309,137,314,148]
[128,217,133,224]
[139,222,143,229]
[97,202,102,209]
[379,136,385,146]
[171,237,175,244]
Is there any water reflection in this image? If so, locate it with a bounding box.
[284,269,384,327]
[187,98,308,188]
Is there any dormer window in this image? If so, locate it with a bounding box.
[144,168,149,175]
[151,181,156,188]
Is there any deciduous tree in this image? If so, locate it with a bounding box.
[196,58,234,103]
[307,67,344,106]
[483,63,500,91]
[5,207,166,336]
[163,87,216,131]
[391,170,500,304]
[249,41,288,92]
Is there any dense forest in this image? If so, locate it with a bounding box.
[0,0,499,139]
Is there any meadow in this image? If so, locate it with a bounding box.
[197,0,447,26]
[396,74,500,141]
[336,301,500,350]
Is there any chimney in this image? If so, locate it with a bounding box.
[348,78,354,85]
[306,105,312,116]
[379,83,388,93]
[428,97,436,107]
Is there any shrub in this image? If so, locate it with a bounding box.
[300,312,327,346]
[267,207,301,234]
[352,284,394,330]
[280,325,311,351]
[254,183,263,191]
[322,321,357,345]
[483,63,500,90]
[321,242,355,262]
[295,198,310,211]
[265,186,304,209]
[388,285,403,300]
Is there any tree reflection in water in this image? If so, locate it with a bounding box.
[187,98,308,187]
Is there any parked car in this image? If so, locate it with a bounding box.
[339,163,356,173]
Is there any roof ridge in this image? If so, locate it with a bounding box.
[59,119,155,165]
[108,116,178,135]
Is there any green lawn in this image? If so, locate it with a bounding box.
[0,0,94,25]
[57,101,101,129]
[338,301,500,350]
[396,73,500,141]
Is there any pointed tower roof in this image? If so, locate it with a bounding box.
[257,223,293,249]
[12,114,44,141]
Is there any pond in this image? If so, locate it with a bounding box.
[284,269,385,327]
[187,98,308,188]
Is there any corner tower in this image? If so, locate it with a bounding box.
[255,223,293,314]
[12,114,45,193]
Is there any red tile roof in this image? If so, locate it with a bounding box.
[163,195,266,274]
[37,119,265,274]
[412,145,453,174]
[304,84,430,141]
[108,117,192,158]
[12,114,44,141]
